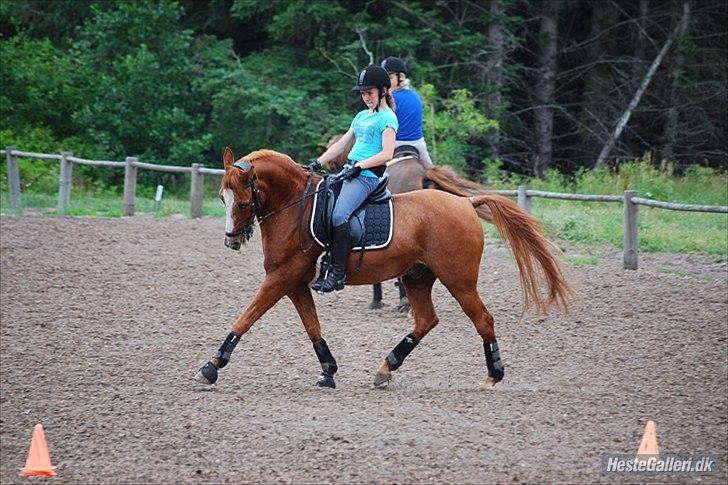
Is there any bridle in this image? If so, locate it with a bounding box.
[225,160,326,252]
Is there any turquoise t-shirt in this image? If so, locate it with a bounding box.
[347,107,398,178]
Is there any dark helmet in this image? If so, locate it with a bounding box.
[380,56,407,74]
[352,65,391,91]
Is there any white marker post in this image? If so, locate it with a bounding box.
[154,184,164,215]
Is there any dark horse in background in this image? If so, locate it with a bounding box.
[322,134,494,313]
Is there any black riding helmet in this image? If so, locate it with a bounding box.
[352,65,391,91]
[380,56,407,75]
[352,65,391,112]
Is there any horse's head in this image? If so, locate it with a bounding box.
[220,147,258,250]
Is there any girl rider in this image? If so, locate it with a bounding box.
[380,56,433,168]
[309,65,398,294]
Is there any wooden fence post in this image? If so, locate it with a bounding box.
[5,146,21,213]
[517,185,532,213]
[623,190,639,270]
[190,163,204,219]
[123,157,138,216]
[57,151,73,212]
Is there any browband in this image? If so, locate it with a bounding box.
[234,160,252,171]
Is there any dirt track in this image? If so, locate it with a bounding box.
[1,215,726,484]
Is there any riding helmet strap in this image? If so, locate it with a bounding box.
[386,333,420,371]
[483,339,505,381]
[215,332,241,368]
[313,338,338,375]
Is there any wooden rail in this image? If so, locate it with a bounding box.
[515,185,726,269]
[2,148,726,269]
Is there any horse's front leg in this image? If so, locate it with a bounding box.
[287,285,338,388]
[195,274,288,385]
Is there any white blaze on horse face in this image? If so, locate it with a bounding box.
[223,188,235,234]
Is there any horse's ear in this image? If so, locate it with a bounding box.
[223,147,235,170]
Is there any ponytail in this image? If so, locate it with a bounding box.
[385,91,396,112]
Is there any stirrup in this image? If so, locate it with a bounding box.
[311,272,327,292]
[317,269,346,294]
[311,255,330,291]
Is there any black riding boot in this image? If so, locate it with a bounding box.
[317,224,351,294]
[310,254,330,292]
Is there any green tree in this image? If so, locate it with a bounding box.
[70,0,212,167]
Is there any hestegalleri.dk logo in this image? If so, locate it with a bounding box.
[601,453,719,475]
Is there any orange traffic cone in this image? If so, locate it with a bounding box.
[636,420,659,461]
[19,424,56,477]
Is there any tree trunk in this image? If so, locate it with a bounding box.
[579,0,620,156]
[632,0,651,84]
[487,0,505,159]
[534,0,558,178]
[593,1,690,170]
[663,0,691,164]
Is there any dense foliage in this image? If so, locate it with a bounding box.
[1,0,726,184]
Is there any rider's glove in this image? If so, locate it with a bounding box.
[336,164,362,181]
[308,159,323,172]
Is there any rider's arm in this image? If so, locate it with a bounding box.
[317,128,354,166]
[355,127,395,169]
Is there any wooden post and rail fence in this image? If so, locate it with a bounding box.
[2,147,726,270]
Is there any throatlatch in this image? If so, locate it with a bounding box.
[386,333,420,370]
[215,332,241,368]
[483,339,505,382]
[313,338,338,375]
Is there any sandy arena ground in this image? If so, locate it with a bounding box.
[1,214,726,484]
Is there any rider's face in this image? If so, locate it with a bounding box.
[360,87,379,108]
[388,72,399,88]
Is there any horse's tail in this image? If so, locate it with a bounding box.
[426,166,493,222]
[470,194,573,315]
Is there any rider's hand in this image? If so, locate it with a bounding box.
[308,159,323,172]
[336,164,361,181]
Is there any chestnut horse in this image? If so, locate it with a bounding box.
[195,148,571,390]
[323,134,495,312]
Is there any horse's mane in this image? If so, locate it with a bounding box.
[242,149,297,167]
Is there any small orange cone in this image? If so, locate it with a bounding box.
[19,424,56,477]
[636,420,659,460]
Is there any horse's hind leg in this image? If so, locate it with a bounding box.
[369,283,384,309]
[444,284,504,390]
[395,278,410,314]
[374,271,438,387]
[287,285,338,388]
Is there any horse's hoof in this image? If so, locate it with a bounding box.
[195,362,218,385]
[315,373,336,389]
[480,376,499,390]
[396,298,410,314]
[368,300,384,310]
[373,371,392,387]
